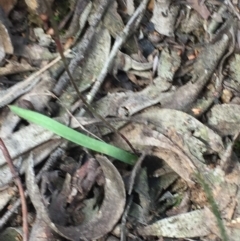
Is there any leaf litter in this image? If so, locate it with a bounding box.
[1,0,240,240]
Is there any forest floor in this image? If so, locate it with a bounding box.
[0,0,240,240]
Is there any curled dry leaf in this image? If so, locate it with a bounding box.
[26,154,126,241]
[95,33,229,118]
[111,108,224,185]
[54,155,126,240]
[113,51,153,72]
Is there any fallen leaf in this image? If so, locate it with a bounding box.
[186,0,210,19]
[26,154,126,240]
[207,104,240,136]
[151,0,179,36]
[137,208,218,238]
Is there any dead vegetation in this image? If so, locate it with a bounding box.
[1,0,240,240]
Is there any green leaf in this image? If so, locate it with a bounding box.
[9,105,137,165]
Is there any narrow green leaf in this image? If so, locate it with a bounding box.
[9,105,137,165]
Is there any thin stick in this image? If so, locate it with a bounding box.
[0,49,71,107]
[44,0,137,154]
[46,91,103,141]
[0,139,29,241]
[128,150,148,195]
[80,0,149,115]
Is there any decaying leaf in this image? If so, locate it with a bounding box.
[0,139,62,190]
[60,25,111,108]
[112,108,224,185]
[26,154,126,240]
[151,0,179,36]
[29,218,57,241]
[138,208,218,238]
[158,48,181,81]
[54,155,126,240]
[101,0,124,38]
[94,32,229,118]
[15,44,58,60]
[113,51,153,73]
[207,104,240,136]
[2,1,240,240]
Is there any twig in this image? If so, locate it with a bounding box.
[128,150,148,195]
[46,91,103,141]
[120,195,133,241]
[45,0,137,154]
[0,139,29,241]
[79,0,149,116]
[0,49,71,108]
